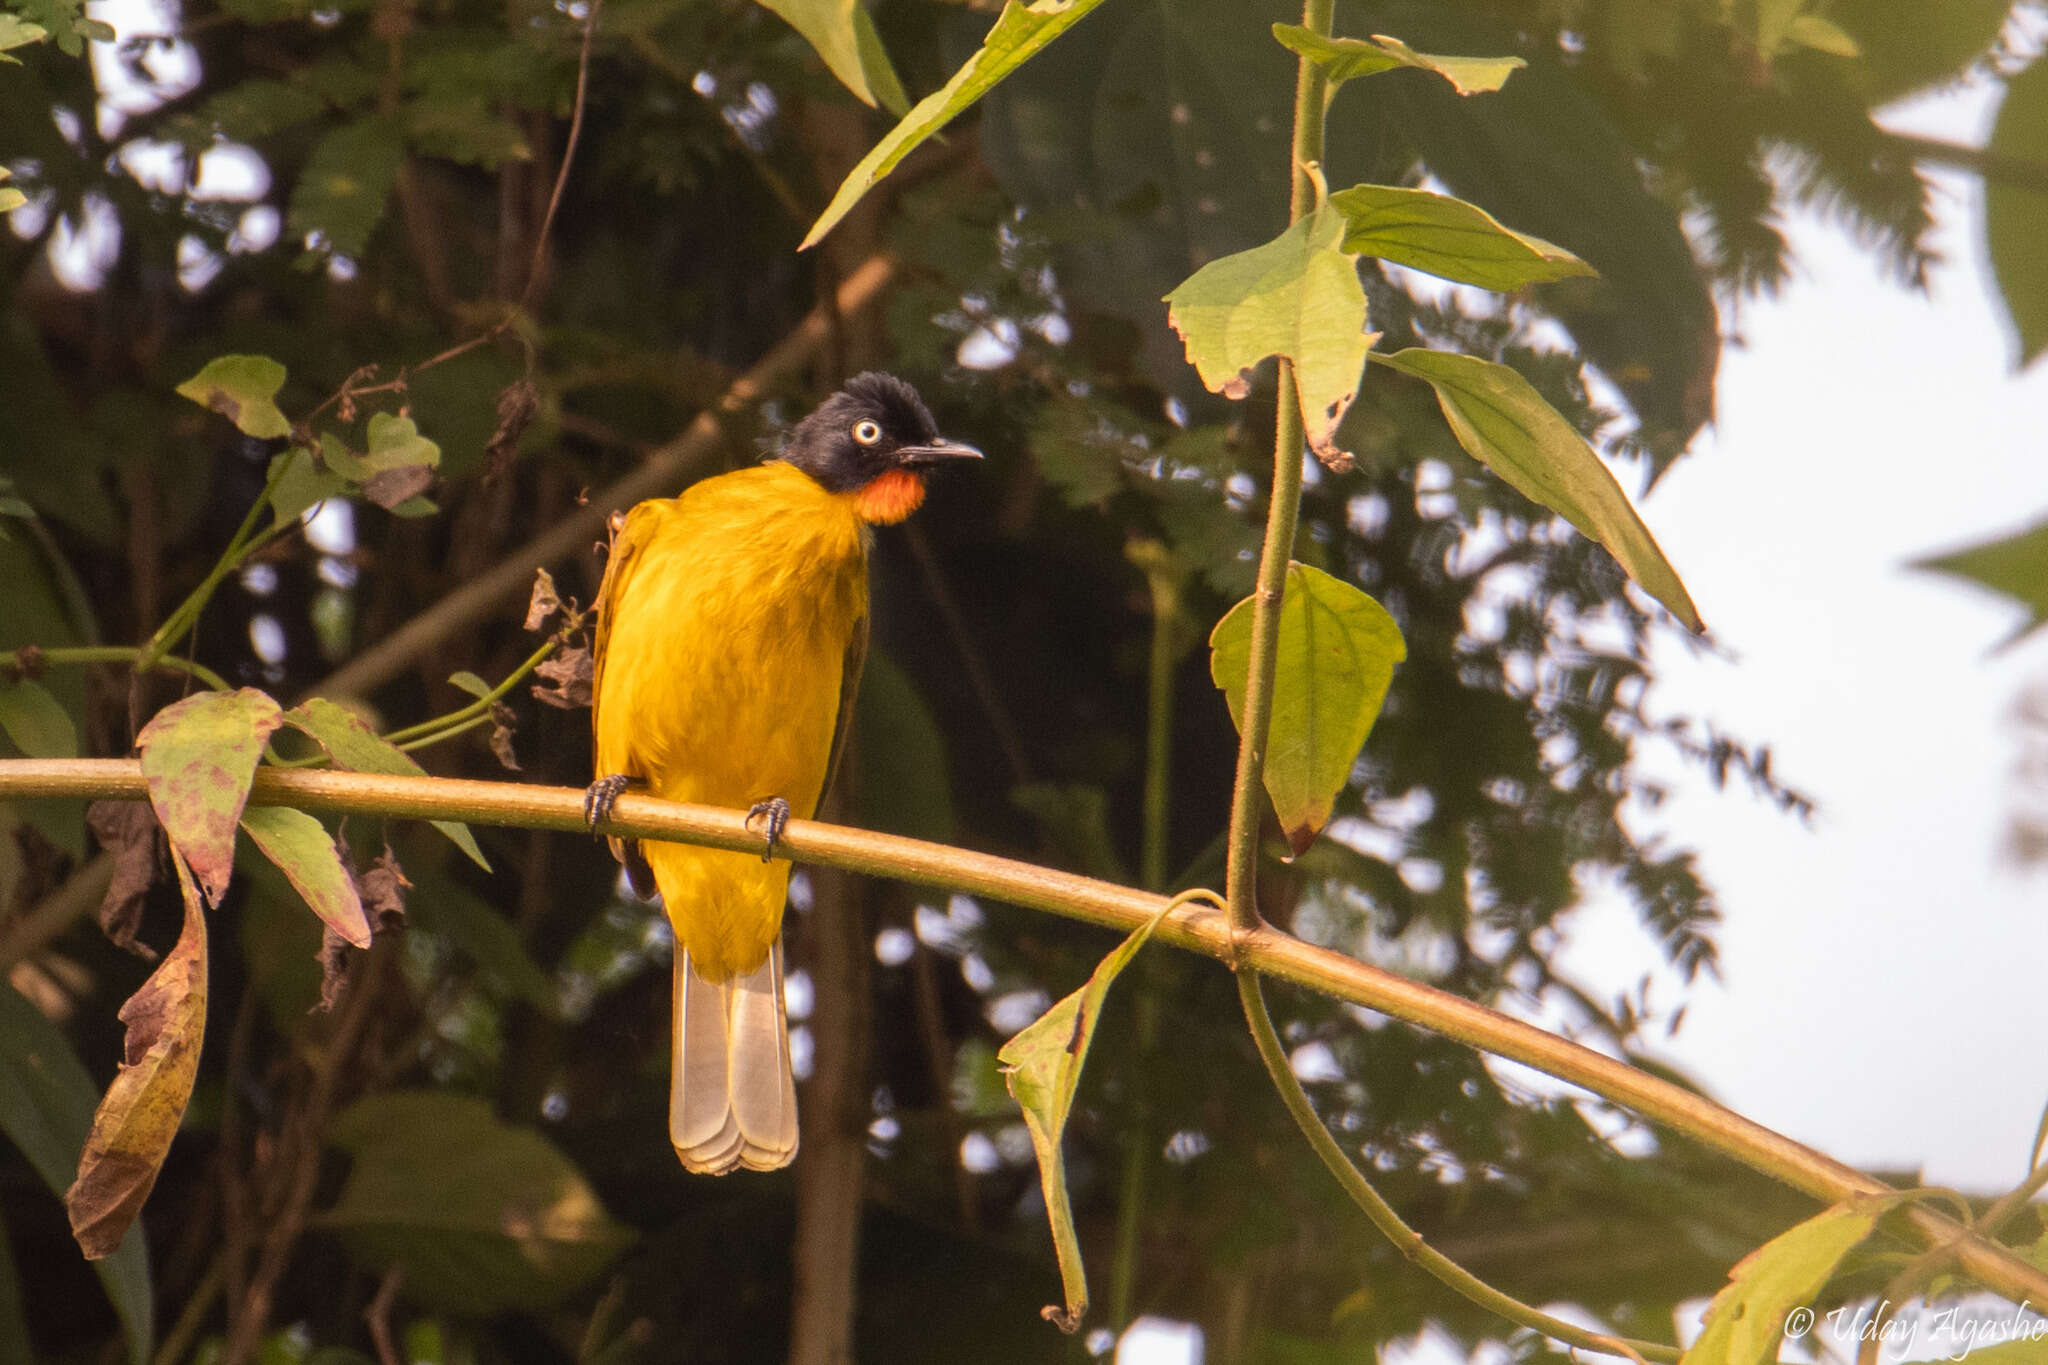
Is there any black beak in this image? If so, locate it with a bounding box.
[895,438,984,467]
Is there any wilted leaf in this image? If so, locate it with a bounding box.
[1329,183,1594,292]
[317,926,353,1013]
[136,688,285,904]
[0,986,153,1362]
[0,677,76,757]
[1987,55,2048,370]
[239,806,370,948]
[484,377,540,479]
[1210,563,1404,856]
[802,0,1112,250]
[289,115,404,260]
[751,0,906,112]
[488,705,520,771]
[1165,205,1374,468]
[525,567,563,631]
[1372,347,1701,631]
[283,698,490,871]
[1271,25,1524,95]
[1911,516,2048,646]
[317,1092,633,1313]
[66,858,209,1261]
[352,845,411,926]
[999,899,1179,1332]
[174,355,292,440]
[531,648,593,709]
[86,801,162,957]
[1682,1196,1900,1365]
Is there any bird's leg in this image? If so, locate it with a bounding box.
[746,797,792,863]
[584,774,643,834]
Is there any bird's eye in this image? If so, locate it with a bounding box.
[852,419,883,446]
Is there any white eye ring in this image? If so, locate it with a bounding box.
[852,419,883,446]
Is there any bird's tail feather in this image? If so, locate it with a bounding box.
[671,942,799,1174]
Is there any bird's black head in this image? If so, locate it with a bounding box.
[778,373,982,522]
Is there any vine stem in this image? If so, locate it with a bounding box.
[28,646,233,694]
[9,758,2048,1311]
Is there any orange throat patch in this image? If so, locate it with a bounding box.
[849,468,928,525]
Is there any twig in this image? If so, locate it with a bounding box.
[365,1264,407,1365]
[12,758,2048,1314]
[517,0,601,318]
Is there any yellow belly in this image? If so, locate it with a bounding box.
[593,463,868,980]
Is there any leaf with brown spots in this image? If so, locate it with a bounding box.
[531,648,592,710]
[240,805,370,948]
[283,698,490,872]
[136,689,285,905]
[65,856,209,1260]
[524,568,563,631]
[85,801,162,958]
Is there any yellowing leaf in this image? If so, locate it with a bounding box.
[751,0,908,113]
[66,857,209,1261]
[802,0,1111,250]
[998,899,1180,1332]
[1330,183,1594,292]
[284,698,491,871]
[1165,205,1374,468]
[1271,26,1525,95]
[174,355,292,440]
[1209,563,1405,856]
[1683,1195,1900,1365]
[0,678,77,758]
[1373,348,1702,632]
[0,166,25,210]
[137,688,286,904]
[239,805,370,947]
[1912,516,2048,646]
[316,1092,633,1314]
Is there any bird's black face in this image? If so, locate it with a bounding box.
[779,372,983,494]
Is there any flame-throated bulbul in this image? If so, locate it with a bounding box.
[585,373,981,1173]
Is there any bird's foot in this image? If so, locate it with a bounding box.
[584,774,640,834]
[746,797,792,863]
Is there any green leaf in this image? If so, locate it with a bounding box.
[238,806,371,948]
[1682,1196,1899,1365]
[1164,205,1374,467]
[1372,348,1702,631]
[174,355,292,440]
[752,0,906,113]
[852,5,910,116]
[1828,0,2007,101]
[1209,563,1405,856]
[362,411,440,473]
[137,688,286,904]
[1911,516,2048,646]
[267,447,347,524]
[67,859,209,1261]
[0,17,49,57]
[0,986,153,1362]
[405,877,557,1014]
[0,187,23,213]
[1271,25,1525,95]
[289,116,405,260]
[1785,14,1860,58]
[0,678,76,758]
[801,0,1112,250]
[447,671,492,699]
[284,698,491,871]
[1988,55,2048,370]
[317,1092,634,1314]
[997,898,1179,1332]
[854,650,955,842]
[1329,183,1594,291]
[401,94,530,169]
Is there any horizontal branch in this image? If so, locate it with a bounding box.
[9,757,2048,1308]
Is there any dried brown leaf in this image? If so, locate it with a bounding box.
[525,568,563,632]
[85,801,162,959]
[531,648,593,710]
[354,845,411,927]
[485,378,540,481]
[361,464,435,510]
[488,702,520,771]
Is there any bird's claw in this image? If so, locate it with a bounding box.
[747,797,791,863]
[584,774,636,835]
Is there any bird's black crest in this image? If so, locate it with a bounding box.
[779,371,945,492]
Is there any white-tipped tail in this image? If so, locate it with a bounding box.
[671,941,799,1174]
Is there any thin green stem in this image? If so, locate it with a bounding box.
[138,451,300,670]
[382,635,558,744]
[1235,971,1673,1362]
[394,710,495,752]
[30,645,234,694]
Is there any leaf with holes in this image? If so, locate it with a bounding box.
[174,355,291,440]
[998,899,1177,1333]
[137,688,285,903]
[240,806,370,948]
[802,0,1112,250]
[1271,26,1524,95]
[0,677,76,757]
[1330,184,1593,292]
[283,697,490,871]
[1210,563,1404,857]
[1373,347,1701,631]
[66,858,209,1261]
[1684,1195,1902,1365]
[1165,205,1374,468]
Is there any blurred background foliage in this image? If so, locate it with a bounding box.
[0,0,2040,1361]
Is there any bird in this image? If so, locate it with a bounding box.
[584,372,982,1174]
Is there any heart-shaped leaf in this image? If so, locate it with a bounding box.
[174,355,291,440]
